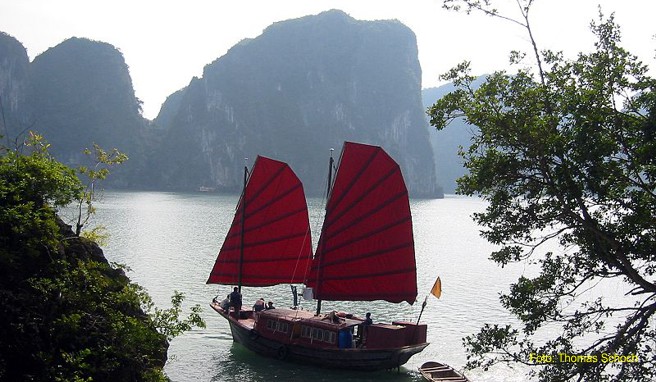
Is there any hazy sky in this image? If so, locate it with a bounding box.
[1,0,654,119]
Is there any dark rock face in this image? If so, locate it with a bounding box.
[0,32,30,139]
[154,10,439,197]
[422,78,486,194]
[24,37,149,186]
[423,85,469,195]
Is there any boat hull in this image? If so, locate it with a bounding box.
[419,361,471,382]
[213,304,428,371]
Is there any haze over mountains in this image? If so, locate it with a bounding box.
[0,10,472,197]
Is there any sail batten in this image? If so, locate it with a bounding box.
[243,183,303,221]
[323,167,398,228]
[223,231,312,252]
[322,192,408,242]
[307,142,418,305]
[322,216,412,255]
[207,156,312,287]
[225,206,308,240]
[319,240,414,267]
[243,164,287,205]
[216,253,313,264]
[326,149,379,211]
[320,266,418,281]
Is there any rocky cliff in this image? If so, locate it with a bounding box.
[26,37,149,183]
[0,32,30,139]
[154,10,440,197]
[0,11,442,197]
[423,85,468,195]
[422,77,486,194]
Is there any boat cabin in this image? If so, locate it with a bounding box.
[253,308,427,350]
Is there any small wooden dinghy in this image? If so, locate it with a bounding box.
[419,361,471,382]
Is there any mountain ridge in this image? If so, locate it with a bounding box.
[153,9,440,197]
[1,10,449,197]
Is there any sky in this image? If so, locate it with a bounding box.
[1,0,655,119]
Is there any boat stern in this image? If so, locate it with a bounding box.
[365,321,427,349]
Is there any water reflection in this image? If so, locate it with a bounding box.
[210,343,422,382]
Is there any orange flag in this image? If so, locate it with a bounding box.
[430,277,442,299]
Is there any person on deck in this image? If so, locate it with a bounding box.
[358,312,373,348]
[220,294,230,311]
[229,287,242,319]
[253,298,265,312]
[266,301,275,310]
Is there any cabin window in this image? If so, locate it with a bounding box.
[265,320,289,334]
[300,326,336,344]
[312,328,324,341]
[325,331,336,344]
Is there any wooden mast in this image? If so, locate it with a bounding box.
[237,160,248,293]
[316,148,334,316]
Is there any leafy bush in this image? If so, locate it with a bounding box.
[0,133,203,382]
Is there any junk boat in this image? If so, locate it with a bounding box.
[207,142,429,370]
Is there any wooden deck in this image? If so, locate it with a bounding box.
[210,301,255,329]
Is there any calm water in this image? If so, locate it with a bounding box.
[76,191,535,382]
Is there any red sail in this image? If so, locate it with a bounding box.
[207,156,312,286]
[307,142,417,304]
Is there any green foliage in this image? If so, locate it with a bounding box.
[23,258,169,382]
[0,134,204,381]
[0,131,82,261]
[141,290,206,342]
[74,143,128,236]
[431,3,655,381]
